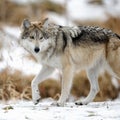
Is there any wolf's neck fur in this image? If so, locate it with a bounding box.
[53,26,81,52]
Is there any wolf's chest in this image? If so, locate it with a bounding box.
[46,56,62,69]
[33,53,62,69]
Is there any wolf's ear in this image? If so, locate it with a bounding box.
[42,18,49,28]
[22,19,31,29]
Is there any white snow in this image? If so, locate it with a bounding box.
[67,0,106,21]
[8,0,120,25]
[46,0,118,25]
[0,27,41,75]
[103,0,120,17]
[3,26,20,39]
[0,100,120,120]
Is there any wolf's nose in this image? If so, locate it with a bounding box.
[34,47,40,53]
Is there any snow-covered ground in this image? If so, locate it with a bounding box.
[0,99,120,120]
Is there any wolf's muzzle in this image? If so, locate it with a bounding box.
[34,47,40,53]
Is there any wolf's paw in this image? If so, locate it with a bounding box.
[75,100,88,105]
[51,101,65,107]
[33,97,41,105]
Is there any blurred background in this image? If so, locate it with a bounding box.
[0,0,120,102]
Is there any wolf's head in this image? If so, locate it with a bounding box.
[20,18,58,54]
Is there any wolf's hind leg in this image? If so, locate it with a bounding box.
[31,65,54,105]
[75,67,100,105]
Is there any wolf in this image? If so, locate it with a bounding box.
[20,18,120,106]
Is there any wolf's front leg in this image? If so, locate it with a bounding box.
[31,65,54,105]
[56,66,74,106]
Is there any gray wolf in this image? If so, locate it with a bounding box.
[20,18,120,106]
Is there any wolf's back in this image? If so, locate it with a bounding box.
[72,26,120,46]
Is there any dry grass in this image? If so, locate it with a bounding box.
[103,16,120,34]
[0,68,33,101]
[97,72,119,101]
[39,79,61,100]
[72,71,119,102]
[0,68,119,102]
[0,68,61,101]
[87,0,103,5]
[0,0,65,26]
[0,0,28,25]
[39,0,65,15]
[74,16,120,34]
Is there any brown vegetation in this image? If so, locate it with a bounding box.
[0,68,119,102]
[88,0,103,5]
[0,0,65,25]
[75,16,120,35]
[0,68,61,101]
[72,71,119,102]
[0,69,33,101]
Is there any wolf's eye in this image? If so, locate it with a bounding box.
[40,36,43,40]
[30,36,34,39]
